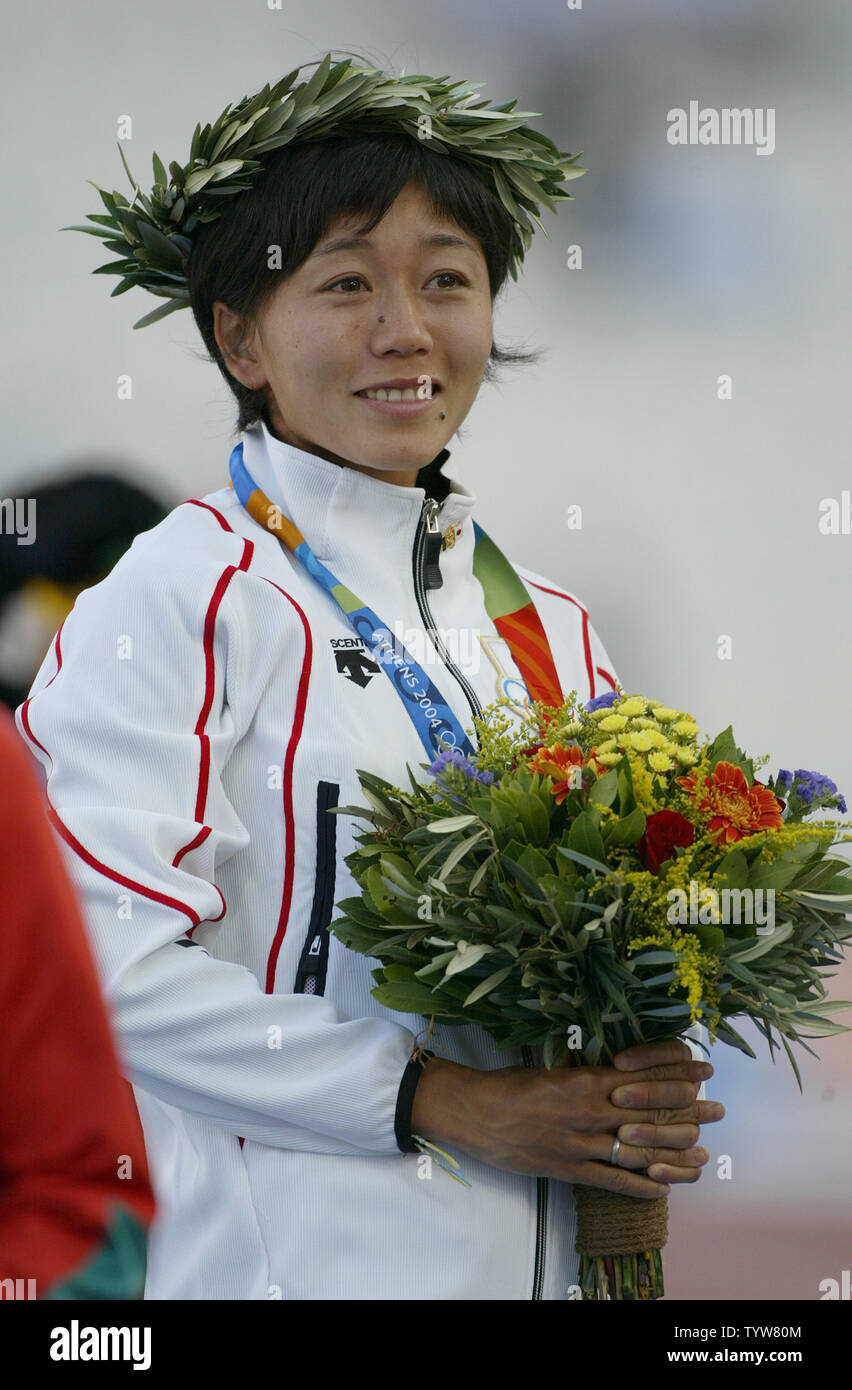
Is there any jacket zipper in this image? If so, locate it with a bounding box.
[293,780,339,995]
[522,1043,548,1300]
[412,497,483,726]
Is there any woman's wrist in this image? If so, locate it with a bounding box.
[409,1055,487,1151]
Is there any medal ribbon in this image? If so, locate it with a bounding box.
[226,443,564,759]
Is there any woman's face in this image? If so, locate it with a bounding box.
[213,180,494,486]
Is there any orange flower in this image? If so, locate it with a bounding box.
[676,760,784,843]
[526,741,585,804]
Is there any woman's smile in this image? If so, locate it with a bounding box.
[354,374,442,415]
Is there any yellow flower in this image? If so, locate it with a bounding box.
[662,854,694,891]
[649,706,680,722]
[627,755,658,812]
[674,746,700,766]
[629,731,654,752]
[627,926,720,1027]
[595,752,622,766]
[673,719,699,738]
[617,697,646,717]
[594,737,618,753]
[648,751,674,773]
[598,714,628,731]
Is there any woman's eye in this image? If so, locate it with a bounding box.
[430,272,467,288]
[329,276,366,293]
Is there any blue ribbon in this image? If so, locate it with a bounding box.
[228,444,476,759]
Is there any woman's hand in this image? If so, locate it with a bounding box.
[609,1038,723,1187]
[410,1037,725,1198]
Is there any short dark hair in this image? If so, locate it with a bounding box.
[187,127,541,436]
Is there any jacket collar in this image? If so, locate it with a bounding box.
[239,418,478,570]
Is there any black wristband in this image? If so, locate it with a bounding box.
[394,1049,435,1154]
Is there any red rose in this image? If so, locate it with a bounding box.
[637,809,695,875]
[511,742,544,769]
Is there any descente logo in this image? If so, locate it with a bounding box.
[667,102,775,156]
[50,1320,151,1370]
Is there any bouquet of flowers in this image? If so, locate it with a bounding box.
[329,689,852,1299]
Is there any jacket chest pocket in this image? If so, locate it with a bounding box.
[293,780,339,996]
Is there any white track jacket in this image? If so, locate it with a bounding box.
[16,417,669,1301]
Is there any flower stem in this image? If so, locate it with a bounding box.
[580,1249,664,1300]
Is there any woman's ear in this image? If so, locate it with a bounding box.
[212,302,269,391]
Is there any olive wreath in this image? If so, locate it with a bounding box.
[61,53,586,328]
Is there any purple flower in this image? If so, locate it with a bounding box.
[777,767,847,818]
[427,748,495,786]
[794,769,837,797]
[791,769,845,806]
[585,691,619,713]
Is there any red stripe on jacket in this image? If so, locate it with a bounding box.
[19,621,67,765]
[183,502,254,825]
[18,501,252,932]
[259,578,313,994]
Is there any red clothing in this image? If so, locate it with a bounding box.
[0,706,155,1298]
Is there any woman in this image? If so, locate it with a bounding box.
[20,57,724,1299]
